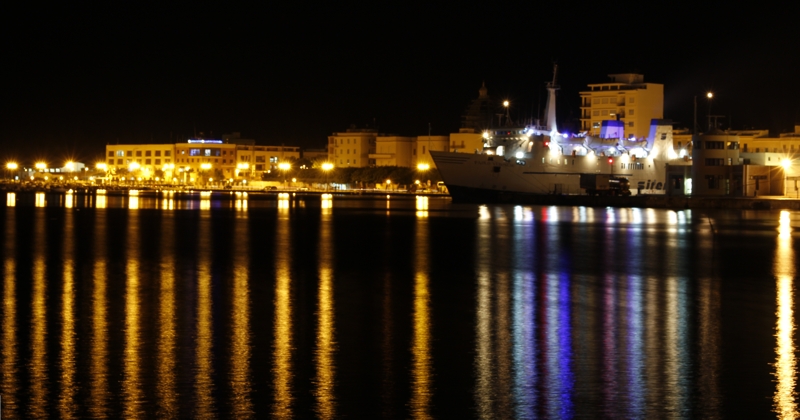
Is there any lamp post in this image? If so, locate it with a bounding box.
[6,162,18,180]
[706,92,714,131]
[322,162,333,191]
[278,162,291,189]
[417,163,430,191]
[200,162,212,186]
[782,158,793,197]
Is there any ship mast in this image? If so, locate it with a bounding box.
[544,63,559,133]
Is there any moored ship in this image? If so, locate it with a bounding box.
[431,67,684,203]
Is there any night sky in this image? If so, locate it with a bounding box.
[3,4,797,165]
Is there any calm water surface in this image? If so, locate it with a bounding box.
[1,190,798,418]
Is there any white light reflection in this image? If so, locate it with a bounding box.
[416,196,429,218]
[605,207,616,224]
[64,190,74,208]
[631,208,642,225]
[200,191,211,210]
[546,206,559,223]
[6,192,15,207]
[478,205,491,219]
[235,191,248,211]
[35,192,45,207]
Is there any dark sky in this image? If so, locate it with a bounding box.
[2,3,798,164]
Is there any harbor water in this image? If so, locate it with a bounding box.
[0,190,798,418]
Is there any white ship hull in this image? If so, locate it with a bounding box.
[431,150,668,202]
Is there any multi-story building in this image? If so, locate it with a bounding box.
[580,74,663,139]
[412,135,449,168]
[105,143,177,180]
[174,139,237,183]
[328,127,377,168]
[371,136,415,167]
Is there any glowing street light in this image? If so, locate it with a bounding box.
[96,162,107,171]
[321,162,333,191]
[65,161,75,172]
[35,162,47,171]
[278,162,291,189]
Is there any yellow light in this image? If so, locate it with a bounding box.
[322,162,334,171]
[782,158,792,170]
[417,163,430,171]
[291,178,296,183]
[707,92,713,99]
[129,162,140,171]
[96,163,107,171]
[278,162,291,171]
[237,163,249,170]
[200,163,212,170]
[503,100,509,107]
[386,179,391,185]
[66,161,75,171]
[6,162,18,170]
[35,162,47,170]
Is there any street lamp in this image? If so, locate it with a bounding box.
[200,162,212,186]
[782,158,794,197]
[6,162,18,180]
[65,161,75,172]
[278,162,291,189]
[417,163,430,190]
[321,162,333,191]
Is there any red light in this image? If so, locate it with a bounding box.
[608,157,613,164]
[544,141,549,147]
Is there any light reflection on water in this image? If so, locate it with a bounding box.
[29,208,48,418]
[90,211,110,418]
[410,216,433,419]
[122,211,144,418]
[1,192,798,418]
[315,201,337,419]
[774,210,798,418]
[2,209,19,417]
[157,214,178,418]
[230,213,254,418]
[59,206,78,418]
[272,196,293,417]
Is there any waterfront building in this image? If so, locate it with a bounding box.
[174,139,237,183]
[105,143,177,180]
[371,136,415,167]
[328,127,377,168]
[413,135,448,168]
[579,74,664,139]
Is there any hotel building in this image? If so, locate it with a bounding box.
[580,74,663,139]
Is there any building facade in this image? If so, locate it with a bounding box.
[105,143,177,180]
[580,74,663,139]
[328,127,377,168]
